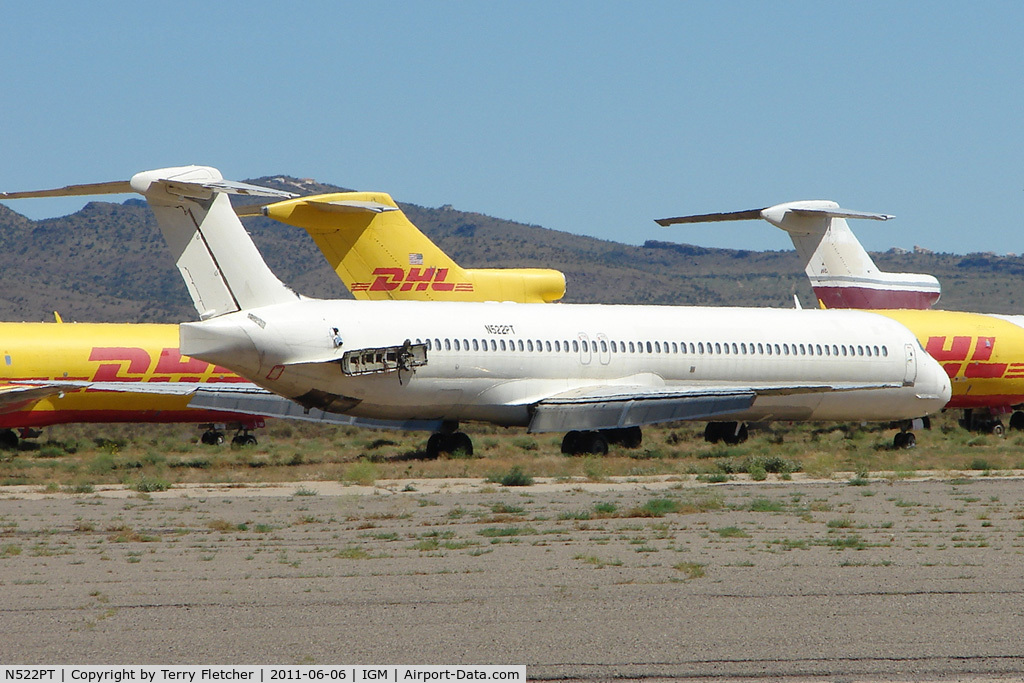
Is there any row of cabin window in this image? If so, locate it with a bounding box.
[418,337,889,359]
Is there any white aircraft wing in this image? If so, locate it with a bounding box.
[527,381,902,433]
[186,386,442,431]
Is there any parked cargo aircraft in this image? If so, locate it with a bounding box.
[659,202,1024,437]
[0,321,255,447]
[0,320,440,448]
[6,166,950,455]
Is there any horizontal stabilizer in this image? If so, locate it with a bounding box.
[785,207,893,222]
[655,209,763,226]
[290,198,399,214]
[656,203,892,228]
[1,180,133,199]
[2,176,294,201]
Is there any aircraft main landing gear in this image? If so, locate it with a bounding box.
[560,427,645,455]
[561,430,608,455]
[893,431,916,449]
[231,428,258,447]
[892,416,930,449]
[0,429,18,450]
[704,421,748,445]
[958,409,1004,436]
[425,423,473,458]
[200,427,224,445]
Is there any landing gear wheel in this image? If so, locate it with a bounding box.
[425,433,444,459]
[579,431,609,455]
[1010,411,1024,431]
[201,429,225,446]
[561,430,608,455]
[561,431,583,455]
[0,429,17,450]
[603,426,642,448]
[448,432,473,456]
[232,434,258,446]
[425,432,474,458]
[722,423,748,445]
[703,423,722,444]
[893,431,916,449]
[991,422,1005,437]
[706,422,747,445]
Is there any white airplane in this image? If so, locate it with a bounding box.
[4,167,951,455]
[657,201,942,309]
[658,201,1024,437]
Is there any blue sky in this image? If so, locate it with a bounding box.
[1,2,1020,254]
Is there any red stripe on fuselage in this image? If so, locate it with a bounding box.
[813,286,940,310]
[0,409,265,430]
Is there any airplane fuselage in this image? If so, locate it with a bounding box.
[0,322,257,429]
[871,310,1024,411]
[180,300,952,429]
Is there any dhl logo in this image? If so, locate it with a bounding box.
[925,335,1024,379]
[351,267,475,293]
[86,347,245,383]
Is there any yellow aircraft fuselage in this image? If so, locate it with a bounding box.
[0,322,257,429]
[873,309,1024,411]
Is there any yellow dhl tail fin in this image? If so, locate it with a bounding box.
[262,192,565,303]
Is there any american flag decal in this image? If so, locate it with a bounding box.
[409,253,424,265]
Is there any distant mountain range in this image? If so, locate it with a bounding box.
[1,175,1022,323]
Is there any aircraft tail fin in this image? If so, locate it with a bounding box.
[3,165,302,319]
[657,200,940,309]
[130,166,302,318]
[263,193,566,303]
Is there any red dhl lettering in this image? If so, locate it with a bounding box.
[352,267,473,293]
[89,347,150,381]
[86,347,242,382]
[925,336,972,361]
[927,336,1007,380]
[964,363,1007,379]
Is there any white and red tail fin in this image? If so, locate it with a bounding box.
[3,165,301,319]
[657,200,940,309]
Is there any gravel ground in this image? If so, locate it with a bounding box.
[2,474,1024,682]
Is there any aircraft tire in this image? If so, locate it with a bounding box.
[561,431,583,455]
[448,432,474,457]
[991,422,1005,437]
[580,431,609,455]
[604,426,642,449]
[201,430,224,446]
[232,434,258,447]
[893,431,916,449]
[0,429,18,450]
[425,433,444,459]
[1010,412,1024,431]
[703,423,723,444]
[722,423,748,445]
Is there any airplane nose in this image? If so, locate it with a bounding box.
[917,351,952,410]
